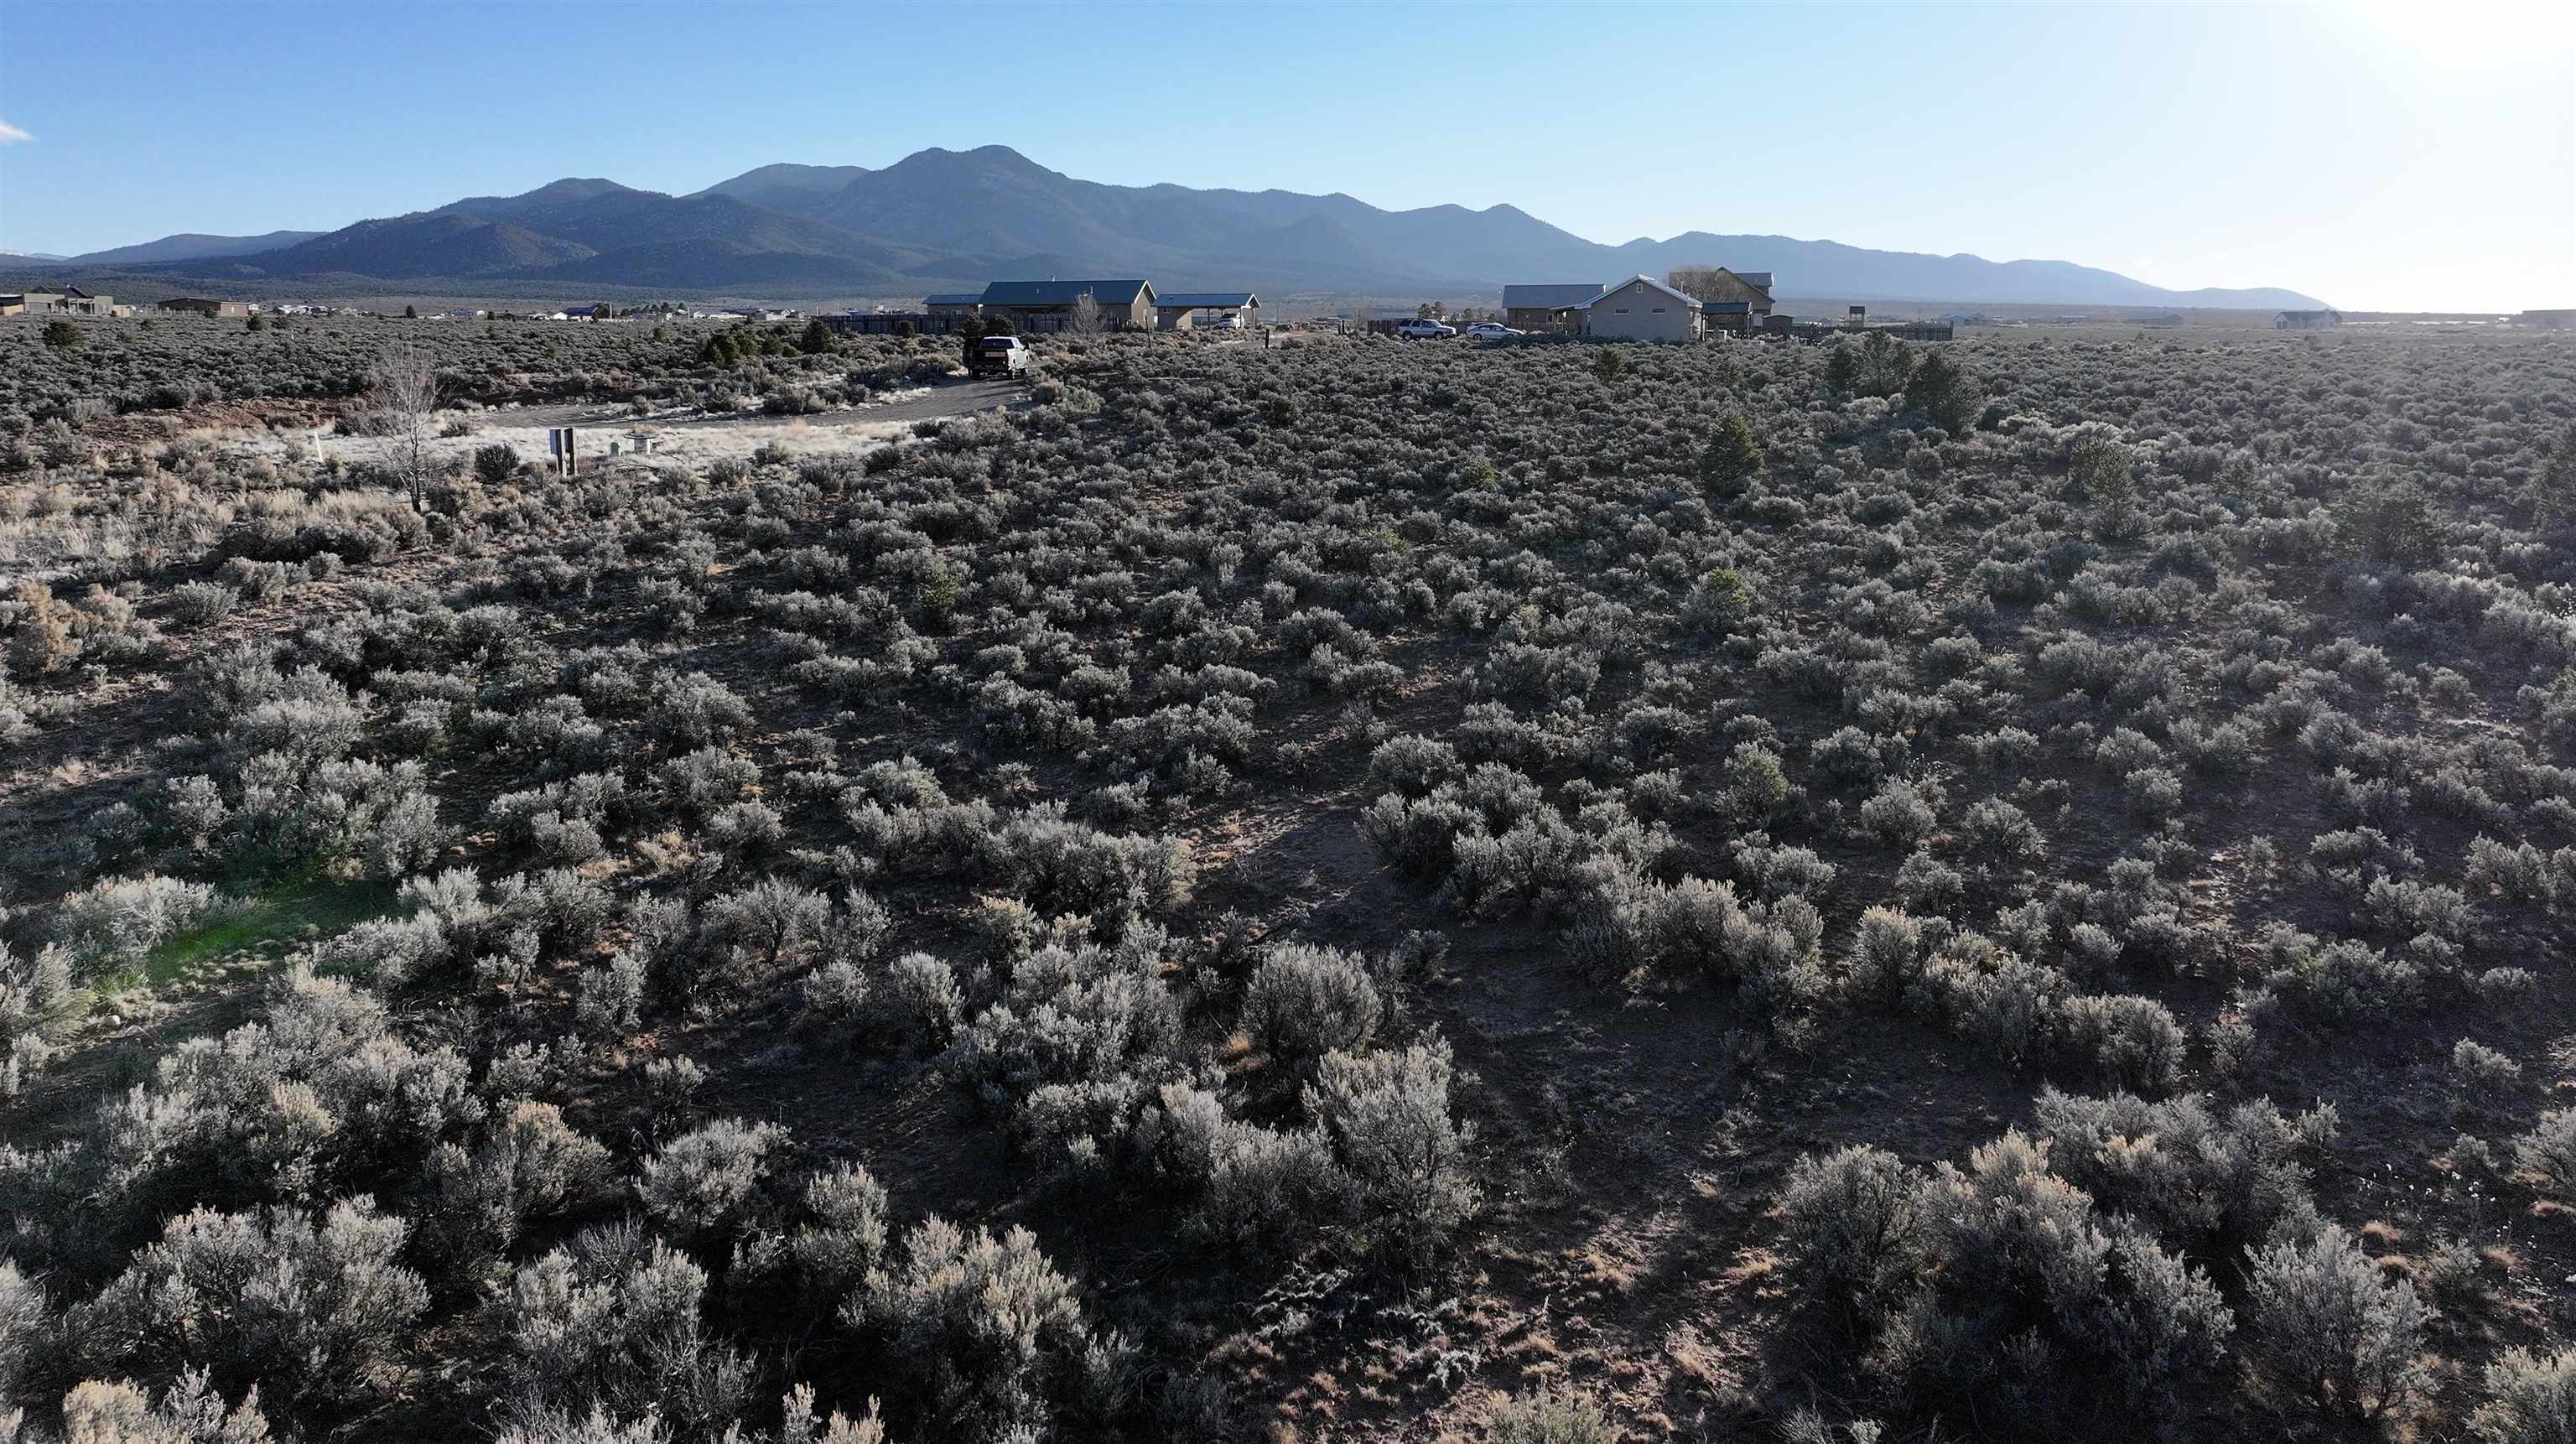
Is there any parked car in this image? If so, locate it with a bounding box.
[1200,314,1243,330]
[968,334,1031,377]
[1397,319,1457,339]
[1464,322,1523,340]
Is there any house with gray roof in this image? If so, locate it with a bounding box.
[979,279,1157,330]
[1581,275,1704,342]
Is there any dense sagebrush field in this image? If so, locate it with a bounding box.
[2,314,2574,1444]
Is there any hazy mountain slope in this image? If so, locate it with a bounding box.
[434,177,636,219]
[252,214,595,278]
[70,231,325,265]
[773,147,2324,305]
[51,144,2328,307]
[690,163,873,209]
[807,147,1171,260]
[1602,232,2320,308]
[438,181,922,265]
[549,239,911,290]
[131,179,937,289]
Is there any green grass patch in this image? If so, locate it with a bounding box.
[140,875,396,985]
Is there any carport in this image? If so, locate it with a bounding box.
[1156,293,1260,330]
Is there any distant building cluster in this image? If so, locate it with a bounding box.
[0,285,130,318]
[819,280,1263,336]
[1502,268,1777,340]
[158,297,257,318]
[2274,309,2342,330]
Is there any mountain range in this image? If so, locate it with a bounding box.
[15,145,2326,309]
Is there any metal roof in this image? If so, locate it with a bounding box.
[922,294,984,306]
[1158,293,1259,309]
[979,279,1153,307]
[1732,272,1774,289]
[1502,283,1607,309]
[1579,275,1702,309]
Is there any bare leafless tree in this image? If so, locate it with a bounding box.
[374,347,441,512]
[1069,290,1103,338]
[1667,266,1727,303]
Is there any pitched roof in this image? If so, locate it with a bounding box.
[980,279,1154,307]
[1503,283,1607,309]
[1580,275,1701,309]
[922,294,984,306]
[1158,293,1259,309]
[1732,271,1774,290]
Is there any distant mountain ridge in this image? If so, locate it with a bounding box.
[17,145,2329,309]
[70,231,325,265]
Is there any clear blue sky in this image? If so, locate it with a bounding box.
[2,1,2568,309]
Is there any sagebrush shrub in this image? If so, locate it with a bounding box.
[497,1223,756,1438]
[53,874,231,981]
[2454,1037,2522,1088]
[1779,1144,1924,1317]
[791,1161,891,1301]
[1485,1382,1622,1444]
[850,1217,1128,1441]
[1857,779,1936,848]
[1241,943,1384,1070]
[420,1102,612,1278]
[169,579,241,626]
[2036,1087,2329,1250]
[2246,1219,2434,1420]
[1306,1038,1476,1270]
[1848,906,1927,1011]
[2518,1109,2576,1194]
[2056,993,2185,1094]
[0,1260,49,1400]
[57,1371,277,1444]
[72,1197,430,1421]
[636,1117,787,1237]
[2472,1347,2576,1444]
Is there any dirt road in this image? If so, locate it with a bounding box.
[266,377,1035,475]
[500,376,1031,434]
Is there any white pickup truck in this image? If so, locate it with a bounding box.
[967,334,1031,377]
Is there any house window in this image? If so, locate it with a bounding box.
[1652,307,1666,313]
[1614,308,1628,314]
